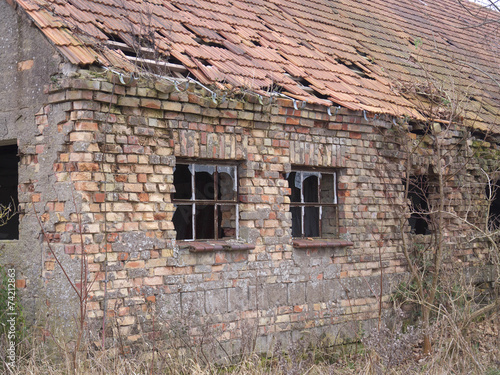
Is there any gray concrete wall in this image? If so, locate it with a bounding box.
[0,0,75,327]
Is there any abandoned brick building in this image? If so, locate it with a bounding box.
[1,0,499,352]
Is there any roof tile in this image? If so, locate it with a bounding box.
[10,0,500,129]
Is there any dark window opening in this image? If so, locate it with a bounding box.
[486,180,500,231]
[287,170,338,238]
[173,163,238,240]
[0,143,19,240]
[405,175,430,235]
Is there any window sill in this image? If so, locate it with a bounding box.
[292,238,354,249]
[179,240,255,253]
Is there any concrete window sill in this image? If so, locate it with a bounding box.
[292,238,354,249]
[179,240,255,253]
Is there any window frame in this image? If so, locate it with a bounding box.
[287,168,339,239]
[172,160,239,241]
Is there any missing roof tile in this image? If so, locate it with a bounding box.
[195,37,226,49]
[197,57,212,67]
[256,15,275,32]
[170,2,183,11]
[355,48,368,57]
[104,32,127,45]
[310,88,330,100]
[335,59,374,80]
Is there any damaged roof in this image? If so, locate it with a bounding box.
[8,0,500,129]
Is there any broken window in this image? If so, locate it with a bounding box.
[486,180,500,231]
[287,170,338,238]
[172,162,238,240]
[0,143,19,240]
[405,175,430,235]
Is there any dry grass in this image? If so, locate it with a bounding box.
[0,312,498,375]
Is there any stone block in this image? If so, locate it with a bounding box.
[205,288,228,314]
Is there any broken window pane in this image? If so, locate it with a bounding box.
[287,172,301,203]
[195,165,215,200]
[304,206,320,237]
[195,205,214,239]
[290,206,302,237]
[173,205,193,240]
[0,143,19,240]
[173,164,192,200]
[303,175,319,203]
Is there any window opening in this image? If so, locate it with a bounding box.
[405,175,430,235]
[0,143,19,240]
[486,180,500,231]
[173,162,238,240]
[287,170,338,238]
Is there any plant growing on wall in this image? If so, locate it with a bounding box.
[386,66,500,360]
[0,203,16,229]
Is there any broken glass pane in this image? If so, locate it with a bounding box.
[173,164,192,200]
[287,172,301,203]
[291,206,302,237]
[173,204,193,240]
[304,206,320,237]
[195,166,215,200]
[195,205,215,239]
[303,175,319,203]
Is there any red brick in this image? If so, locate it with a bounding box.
[94,193,105,203]
[125,261,145,269]
[15,279,26,289]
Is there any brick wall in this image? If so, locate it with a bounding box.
[18,71,495,354]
